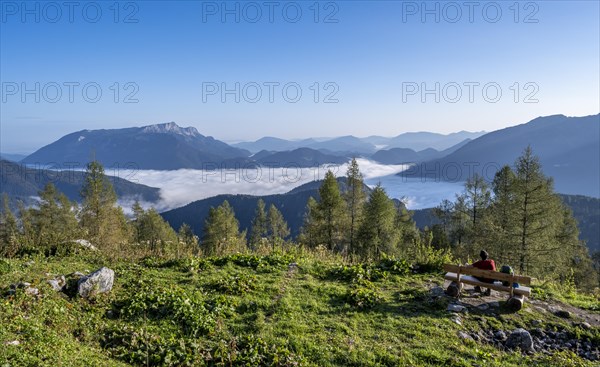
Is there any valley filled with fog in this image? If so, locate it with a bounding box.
[125,158,463,211]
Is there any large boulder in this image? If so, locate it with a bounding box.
[77,267,114,298]
[506,328,535,352]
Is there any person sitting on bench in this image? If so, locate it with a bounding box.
[470,250,496,296]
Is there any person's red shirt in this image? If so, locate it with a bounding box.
[472,259,496,271]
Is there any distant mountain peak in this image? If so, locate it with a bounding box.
[141,122,201,137]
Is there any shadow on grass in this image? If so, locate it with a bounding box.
[322,287,450,319]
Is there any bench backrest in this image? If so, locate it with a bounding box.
[443,264,531,286]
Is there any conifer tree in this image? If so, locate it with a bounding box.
[131,201,177,254]
[202,200,246,256]
[0,194,19,257]
[485,165,518,264]
[249,199,268,248]
[357,185,398,260]
[32,183,80,249]
[512,146,564,275]
[267,204,290,252]
[299,196,320,249]
[317,170,345,251]
[80,160,129,248]
[344,158,366,259]
[178,223,197,248]
[456,174,491,255]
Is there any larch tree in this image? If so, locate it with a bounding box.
[316,170,346,252]
[512,146,564,275]
[0,194,19,257]
[357,185,398,261]
[344,158,366,259]
[202,200,246,256]
[79,160,129,249]
[249,199,268,248]
[267,204,290,252]
[299,196,320,249]
[31,183,80,250]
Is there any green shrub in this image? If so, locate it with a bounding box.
[118,282,215,337]
[211,335,303,366]
[377,255,411,275]
[328,264,387,282]
[102,325,204,366]
[345,279,382,309]
[0,259,10,275]
[214,273,257,295]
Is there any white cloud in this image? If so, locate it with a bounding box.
[123,159,463,211]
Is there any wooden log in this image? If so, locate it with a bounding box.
[507,294,524,311]
[446,281,463,298]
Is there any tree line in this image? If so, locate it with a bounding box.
[1,149,597,291]
[0,161,196,258]
[428,147,598,290]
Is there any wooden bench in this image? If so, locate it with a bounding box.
[443,264,532,311]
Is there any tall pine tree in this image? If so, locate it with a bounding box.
[317,170,346,251]
[80,160,130,248]
[202,200,246,256]
[249,199,268,248]
[344,158,366,259]
[357,185,398,261]
[267,204,290,252]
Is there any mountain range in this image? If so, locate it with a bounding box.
[369,138,472,165]
[399,114,600,197]
[21,122,251,170]
[10,113,600,197]
[233,131,485,154]
[0,160,160,208]
[18,122,486,170]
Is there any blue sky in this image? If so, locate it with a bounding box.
[1,0,599,153]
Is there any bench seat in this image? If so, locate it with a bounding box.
[445,272,531,297]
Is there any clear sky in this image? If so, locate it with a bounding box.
[1,0,599,153]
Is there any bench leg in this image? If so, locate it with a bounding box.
[446,281,463,298]
[507,294,524,311]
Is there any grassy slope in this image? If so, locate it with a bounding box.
[0,254,598,367]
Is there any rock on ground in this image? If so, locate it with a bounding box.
[47,275,66,292]
[447,304,467,313]
[506,328,535,353]
[77,267,114,298]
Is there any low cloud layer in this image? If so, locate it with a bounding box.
[124,159,463,212]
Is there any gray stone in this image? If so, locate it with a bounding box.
[458,331,472,340]
[579,322,592,330]
[531,319,542,326]
[4,340,20,346]
[506,328,535,353]
[494,330,507,341]
[554,310,571,319]
[447,304,466,313]
[530,328,546,338]
[72,239,97,251]
[477,303,490,311]
[452,315,462,325]
[430,286,444,297]
[24,287,39,296]
[47,275,66,292]
[77,267,114,298]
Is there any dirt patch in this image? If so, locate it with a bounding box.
[441,280,600,326]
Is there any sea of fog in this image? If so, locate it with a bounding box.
[125,159,464,212]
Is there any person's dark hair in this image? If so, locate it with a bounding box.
[480,250,488,260]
